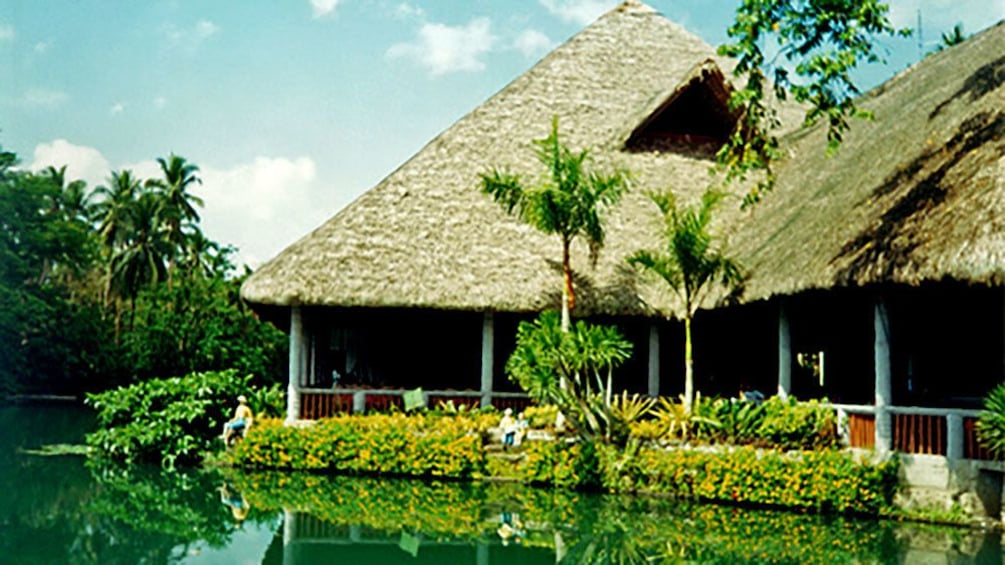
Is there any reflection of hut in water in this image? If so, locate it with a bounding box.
[243,1,1005,469]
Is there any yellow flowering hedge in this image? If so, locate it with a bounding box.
[230,413,897,516]
[601,445,899,515]
[230,413,487,478]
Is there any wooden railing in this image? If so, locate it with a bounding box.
[300,392,354,420]
[298,388,531,419]
[846,412,875,449]
[964,417,995,460]
[892,411,945,455]
[834,404,994,461]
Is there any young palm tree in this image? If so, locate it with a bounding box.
[628,189,743,411]
[481,117,629,331]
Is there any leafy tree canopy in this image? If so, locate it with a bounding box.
[717,0,911,205]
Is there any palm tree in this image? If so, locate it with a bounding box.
[481,117,629,331]
[628,189,743,411]
[93,170,142,255]
[150,154,204,285]
[937,24,967,51]
[108,190,173,329]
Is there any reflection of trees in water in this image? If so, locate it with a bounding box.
[0,449,275,564]
[72,462,279,564]
[237,471,1004,565]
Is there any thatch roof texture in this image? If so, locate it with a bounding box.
[733,21,1005,301]
[242,1,1005,318]
[242,1,763,315]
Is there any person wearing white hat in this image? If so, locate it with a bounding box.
[223,395,254,446]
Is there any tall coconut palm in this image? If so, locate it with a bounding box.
[628,189,743,411]
[481,117,629,332]
[93,170,142,255]
[152,153,203,241]
[150,154,204,285]
[109,190,173,328]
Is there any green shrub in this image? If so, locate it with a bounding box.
[756,396,838,450]
[517,439,601,489]
[708,397,766,445]
[524,404,558,429]
[977,383,1005,458]
[85,369,281,467]
[231,413,487,479]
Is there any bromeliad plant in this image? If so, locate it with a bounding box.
[506,311,633,445]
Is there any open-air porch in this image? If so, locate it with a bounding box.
[279,282,1002,464]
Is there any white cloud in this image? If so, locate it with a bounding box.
[162,19,219,50]
[153,96,168,110]
[118,159,161,182]
[538,0,618,25]
[392,2,424,20]
[0,24,13,41]
[29,140,111,189]
[33,41,49,53]
[200,156,328,268]
[310,0,341,18]
[514,29,554,56]
[387,18,496,76]
[110,101,125,115]
[26,141,330,268]
[19,88,69,109]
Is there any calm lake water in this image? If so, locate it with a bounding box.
[2,403,1003,564]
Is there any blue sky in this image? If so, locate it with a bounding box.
[2,0,1001,267]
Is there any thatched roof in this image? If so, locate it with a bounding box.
[242,2,1004,318]
[242,1,765,315]
[733,20,1005,302]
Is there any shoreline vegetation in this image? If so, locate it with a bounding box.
[226,412,900,519]
[75,370,1005,529]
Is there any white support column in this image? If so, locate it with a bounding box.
[777,302,792,400]
[480,312,494,408]
[283,509,296,565]
[287,305,304,424]
[874,299,893,454]
[946,413,964,460]
[648,322,660,398]
[476,542,489,565]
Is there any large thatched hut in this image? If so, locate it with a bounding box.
[243,1,1004,459]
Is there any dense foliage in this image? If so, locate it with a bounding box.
[976,383,1005,458]
[0,144,286,396]
[85,369,283,467]
[231,413,491,478]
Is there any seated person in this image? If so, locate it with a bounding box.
[500,408,518,449]
[223,395,254,445]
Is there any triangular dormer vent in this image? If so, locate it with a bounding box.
[625,60,739,158]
